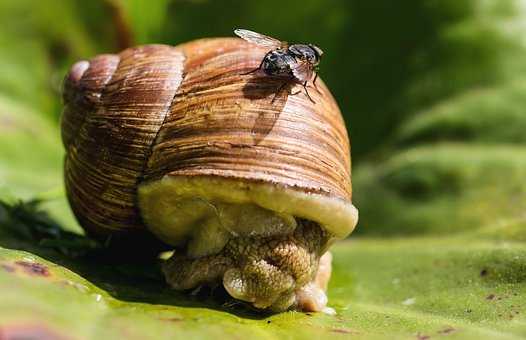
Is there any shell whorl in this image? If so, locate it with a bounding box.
[62,45,184,238]
[61,39,352,241]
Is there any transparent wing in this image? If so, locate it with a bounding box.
[234,29,283,49]
[291,61,314,83]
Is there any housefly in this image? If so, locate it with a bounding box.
[234,28,323,103]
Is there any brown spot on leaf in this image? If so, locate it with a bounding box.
[480,269,488,277]
[438,327,456,335]
[416,333,430,340]
[331,328,357,335]
[14,261,50,277]
[486,294,495,300]
[1,264,15,273]
[0,324,70,340]
[159,317,183,323]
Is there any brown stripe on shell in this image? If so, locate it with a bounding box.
[61,55,120,149]
[144,39,352,201]
[63,45,185,238]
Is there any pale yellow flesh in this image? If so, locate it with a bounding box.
[137,175,358,311]
[138,175,358,249]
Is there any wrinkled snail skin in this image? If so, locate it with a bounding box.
[163,220,328,312]
[61,38,358,312]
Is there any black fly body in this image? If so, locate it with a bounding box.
[234,28,323,103]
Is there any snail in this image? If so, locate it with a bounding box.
[61,37,358,312]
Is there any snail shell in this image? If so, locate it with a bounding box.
[61,38,358,311]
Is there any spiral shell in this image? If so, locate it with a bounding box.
[61,38,357,244]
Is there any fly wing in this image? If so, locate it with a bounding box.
[291,60,314,83]
[234,29,284,49]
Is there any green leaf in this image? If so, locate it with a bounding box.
[396,81,526,146]
[0,0,97,118]
[0,233,524,339]
[0,94,77,232]
[355,79,526,237]
[0,95,63,200]
[354,144,526,236]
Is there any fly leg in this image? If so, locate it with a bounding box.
[242,59,265,75]
[308,71,322,96]
[289,81,315,103]
[312,72,321,94]
[302,81,315,104]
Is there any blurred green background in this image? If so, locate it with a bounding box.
[1,0,525,237]
[1,0,526,339]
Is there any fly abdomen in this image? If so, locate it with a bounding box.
[262,50,295,77]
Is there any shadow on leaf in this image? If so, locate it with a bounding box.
[0,199,269,319]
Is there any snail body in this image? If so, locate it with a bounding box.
[62,38,358,312]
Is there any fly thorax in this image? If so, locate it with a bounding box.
[289,44,319,65]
